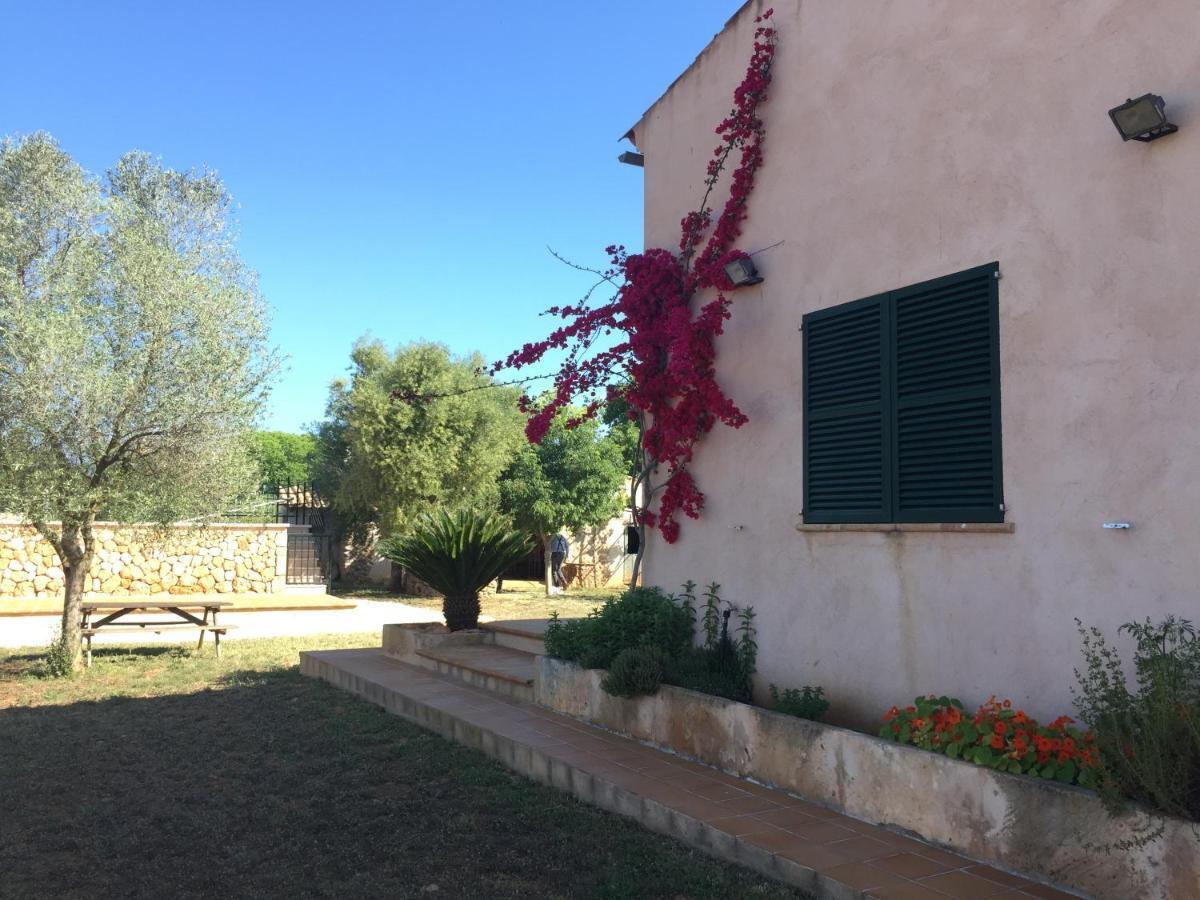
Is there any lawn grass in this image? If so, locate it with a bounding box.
[0,635,804,899]
[336,578,619,622]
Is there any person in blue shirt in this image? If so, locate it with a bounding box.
[550,532,569,589]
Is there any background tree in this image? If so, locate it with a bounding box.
[498,405,627,595]
[316,339,524,536]
[247,430,318,488]
[601,390,642,479]
[0,133,277,669]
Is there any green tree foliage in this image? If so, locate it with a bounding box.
[315,340,524,534]
[0,133,276,669]
[498,406,627,592]
[378,509,531,631]
[248,430,318,487]
[601,392,642,479]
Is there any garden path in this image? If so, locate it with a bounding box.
[304,648,1081,900]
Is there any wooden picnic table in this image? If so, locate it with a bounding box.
[80,599,234,667]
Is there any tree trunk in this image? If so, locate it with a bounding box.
[442,593,481,632]
[59,520,93,672]
[630,412,649,588]
[543,533,553,596]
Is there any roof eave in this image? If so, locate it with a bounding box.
[618,0,758,149]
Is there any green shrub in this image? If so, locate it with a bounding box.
[44,631,74,679]
[379,509,531,631]
[601,647,667,698]
[660,583,756,702]
[665,646,752,702]
[1074,616,1200,822]
[544,586,694,670]
[545,581,759,705]
[769,684,829,721]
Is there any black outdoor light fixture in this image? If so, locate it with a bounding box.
[617,151,644,167]
[1108,94,1178,142]
[723,255,764,287]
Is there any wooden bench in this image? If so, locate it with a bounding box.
[80,600,233,667]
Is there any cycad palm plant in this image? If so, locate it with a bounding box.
[380,510,532,631]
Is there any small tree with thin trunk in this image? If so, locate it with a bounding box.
[498,406,626,595]
[0,134,277,670]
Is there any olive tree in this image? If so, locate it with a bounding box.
[0,133,276,669]
[315,339,525,535]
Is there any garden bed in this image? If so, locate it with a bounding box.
[535,656,1200,900]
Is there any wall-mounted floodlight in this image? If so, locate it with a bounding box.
[1108,94,1178,142]
[723,256,763,287]
[617,151,644,167]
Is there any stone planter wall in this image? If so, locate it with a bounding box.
[382,622,482,660]
[535,656,1199,900]
[0,522,289,597]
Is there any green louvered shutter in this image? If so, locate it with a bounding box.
[891,262,1003,522]
[803,293,893,523]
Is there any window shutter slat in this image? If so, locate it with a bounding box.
[892,263,1002,522]
[803,295,892,523]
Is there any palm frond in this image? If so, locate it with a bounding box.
[379,509,531,601]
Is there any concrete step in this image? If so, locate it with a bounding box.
[414,643,535,702]
[480,619,553,655]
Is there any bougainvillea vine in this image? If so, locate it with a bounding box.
[495,9,776,557]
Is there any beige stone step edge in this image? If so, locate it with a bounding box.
[300,651,864,900]
[411,650,535,703]
[413,647,534,687]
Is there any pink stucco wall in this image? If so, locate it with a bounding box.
[633,0,1200,727]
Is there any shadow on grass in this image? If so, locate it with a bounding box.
[1,666,802,900]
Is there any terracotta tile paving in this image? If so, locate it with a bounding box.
[302,649,1084,900]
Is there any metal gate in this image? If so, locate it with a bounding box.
[286,532,332,586]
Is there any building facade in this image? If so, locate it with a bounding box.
[632,0,1200,726]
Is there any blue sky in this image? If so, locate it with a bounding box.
[4,1,739,431]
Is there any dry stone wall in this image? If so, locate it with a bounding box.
[0,522,289,598]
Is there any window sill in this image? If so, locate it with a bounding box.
[795,521,1014,534]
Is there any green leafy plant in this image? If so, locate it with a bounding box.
[379,509,531,631]
[769,684,828,721]
[43,631,74,679]
[545,580,758,704]
[1074,616,1200,822]
[665,647,752,702]
[880,695,1098,787]
[662,583,757,703]
[678,580,698,628]
[544,586,694,670]
[736,606,757,681]
[701,581,722,650]
[601,646,667,698]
